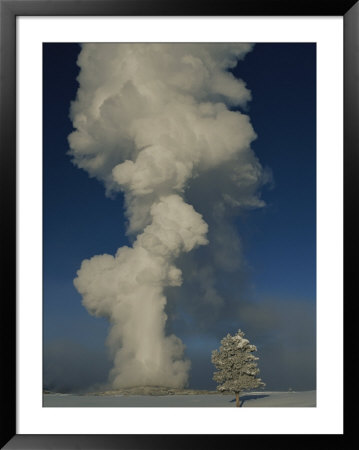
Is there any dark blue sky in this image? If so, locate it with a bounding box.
[232,44,316,302]
[43,43,316,393]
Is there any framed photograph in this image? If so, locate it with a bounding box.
[1,0,355,447]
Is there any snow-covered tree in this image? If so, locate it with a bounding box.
[211,329,265,407]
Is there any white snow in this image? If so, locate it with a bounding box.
[43,390,316,407]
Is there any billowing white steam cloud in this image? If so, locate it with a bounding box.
[68,43,264,388]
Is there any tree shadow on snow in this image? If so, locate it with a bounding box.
[229,394,269,406]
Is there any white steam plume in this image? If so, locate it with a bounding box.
[68,43,264,388]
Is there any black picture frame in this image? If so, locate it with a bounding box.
[1,0,355,448]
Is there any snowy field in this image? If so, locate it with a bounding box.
[43,391,316,407]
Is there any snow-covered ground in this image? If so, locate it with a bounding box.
[43,390,316,407]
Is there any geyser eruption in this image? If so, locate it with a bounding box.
[73,195,208,388]
[68,43,263,389]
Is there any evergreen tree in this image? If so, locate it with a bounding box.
[211,329,265,407]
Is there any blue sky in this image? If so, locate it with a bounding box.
[43,43,316,393]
